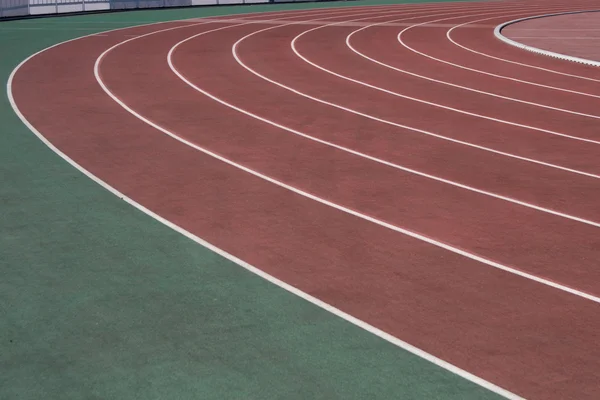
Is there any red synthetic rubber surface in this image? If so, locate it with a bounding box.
[11,1,600,398]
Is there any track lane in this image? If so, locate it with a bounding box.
[11,3,600,399]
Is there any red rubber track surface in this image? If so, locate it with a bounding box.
[12,1,600,398]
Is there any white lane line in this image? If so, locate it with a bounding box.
[447,14,600,84]
[232,13,600,228]
[350,8,600,115]
[348,6,600,121]
[290,14,600,179]
[494,10,600,68]
[343,9,600,144]
[397,8,600,98]
[7,6,524,400]
[100,10,600,311]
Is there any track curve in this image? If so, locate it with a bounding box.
[10,1,600,399]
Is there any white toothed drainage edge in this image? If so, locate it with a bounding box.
[494,9,600,67]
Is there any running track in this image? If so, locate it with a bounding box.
[9,0,600,398]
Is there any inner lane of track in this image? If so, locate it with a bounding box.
[11,1,600,399]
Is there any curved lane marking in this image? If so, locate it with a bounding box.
[166,17,600,308]
[344,6,600,135]
[232,12,600,227]
[356,7,600,117]
[291,9,600,179]
[327,8,600,148]
[95,9,600,312]
[396,7,600,98]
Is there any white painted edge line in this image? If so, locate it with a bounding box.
[6,7,523,400]
[232,12,600,228]
[494,10,600,68]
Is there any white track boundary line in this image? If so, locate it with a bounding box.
[232,13,600,227]
[396,7,600,98]
[313,9,600,146]
[290,14,600,178]
[100,17,600,310]
[494,10,600,68]
[5,6,526,400]
[448,13,600,82]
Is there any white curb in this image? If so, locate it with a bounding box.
[494,10,600,68]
